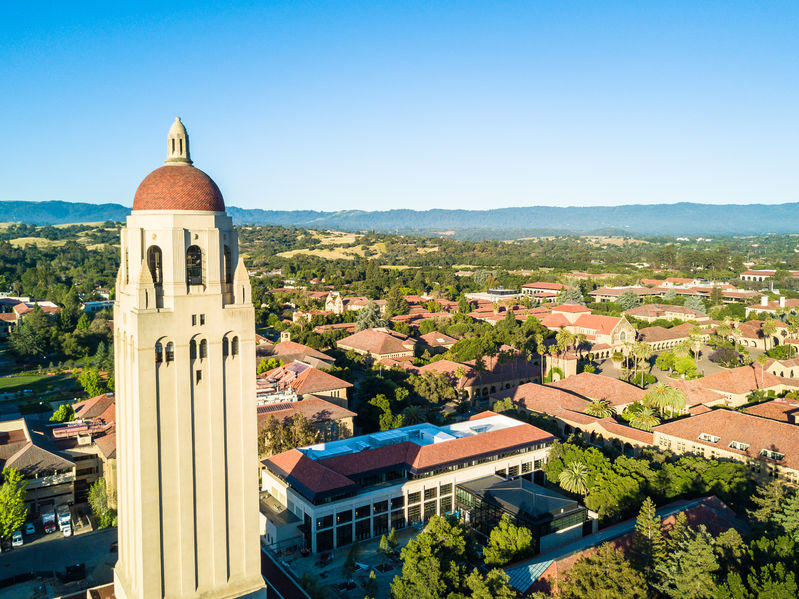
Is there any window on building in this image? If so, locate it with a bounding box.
[440,496,452,514]
[147,246,163,286]
[698,432,720,443]
[391,496,404,510]
[316,529,333,552]
[199,339,207,359]
[195,370,202,384]
[316,515,333,530]
[224,245,233,285]
[222,337,229,356]
[336,524,352,548]
[424,488,437,501]
[423,500,437,521]
[165,342,174,362]
[439,483,452,496]
[508,465,519,477]
[407,492,420,505]
[373,514,388,536]
[729,440,750,451]
[186,245,203,285]
[355,518,371,541]
[407,505,421,524]
[192,314,197,326]
[355,505,370,519]
[336,510,352,524]
[521,462,532,473]
[190,339,197,360]
[155,342,163,363]
[373,501,388,514]
[231,336,239,356]
[391,510,406,530]
[200,314,205,325]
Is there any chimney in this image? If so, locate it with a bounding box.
[761,296,768,307]
[780,296,786,308]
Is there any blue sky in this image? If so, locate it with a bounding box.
[1,1,797,211]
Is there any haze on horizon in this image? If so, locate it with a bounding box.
[1,1,797,212]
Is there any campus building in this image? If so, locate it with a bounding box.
[261,412,555,553]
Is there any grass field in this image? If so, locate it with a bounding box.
[277,242,383,260]
[8,237,68,248]
[0,373,75,396]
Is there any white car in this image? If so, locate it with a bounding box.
[62,525,72,538]
[12,530,22,547]
[24,523,35,535]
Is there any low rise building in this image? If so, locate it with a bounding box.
[653,409,799,483]
[337,327,417,360]
[260,412,555,553]
[456,474,590,553]
[256,337,336,370]
[744,398,799,424]
[256,396,356,445]
[0,418,75,516]
[624,303,710,323]
[258,361,352,407]
[691,365,799,406]
[745,295,799,317]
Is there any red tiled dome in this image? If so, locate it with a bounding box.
[133,165,225,211]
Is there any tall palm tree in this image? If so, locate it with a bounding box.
[756,353,770,389]
[401,405,425,425]
[584,399,615,419]
[762,319,778,352]
[643,383,687,418]
[558,462,589,495]
[629,406,661,431]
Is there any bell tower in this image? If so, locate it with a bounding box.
[113,119,265,599]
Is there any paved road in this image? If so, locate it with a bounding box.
[0,528,117,581]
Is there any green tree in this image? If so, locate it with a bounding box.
[642,383,687,417]
[408,371,457,404]
[761,319,779,351]
[88,477,116,528]
[654,525,719,599]
[615,290,641,311]
[629,405,660,431]
[461,568,516,599]
[391,515,489,599]
[50,403,75,423]
[364,570,378,598]
[387,287,410,317]
[584,399,615,418]
[631,497,665,580]
[557,543,648,599]
[0,468,28,541]
[774,492,799,540]
[557,284,586,306]
[482,514,534,566]
[400,404,425,426]
[256,357,282,374]
[77,366,108,397]
[748,480,790,528]
[258,413,320,456]
[356,300,387,331]
[558,461,589,495]
[10,305,53,357]
[60,287,82,331]
[684,296,706,313]
[387,527,399,553]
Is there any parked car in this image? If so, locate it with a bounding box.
[24,523,35,535]
[12,530,23,547]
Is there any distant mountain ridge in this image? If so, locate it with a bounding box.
[2,200,797,237]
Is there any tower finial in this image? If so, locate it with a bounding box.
[166,116,192,165]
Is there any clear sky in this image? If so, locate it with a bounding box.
[1,1,797,211]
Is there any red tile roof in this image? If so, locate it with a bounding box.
[654,409,799,472]
[256,396,355,426]
[695,365,797,395]
[262,361,352,395]
[133,165,225,211]
[337,328,416,356]
[548,373,646,407]
[744,398,799,423]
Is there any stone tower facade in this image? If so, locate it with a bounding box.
[113,119,266,599]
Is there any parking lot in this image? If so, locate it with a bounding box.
[0,528,117,598]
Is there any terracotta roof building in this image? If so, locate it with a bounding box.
[337,327,417,360]
[257,396,356,448]
[690,365,799,406]
[744,398,799,424]
[258,361,352,407]
[0,418,75,515]
[624,303,710,323]
[261,412,555,553]
[547,372,646,410]
[255,339,335,369]
[653,409,799,483]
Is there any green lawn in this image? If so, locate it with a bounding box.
[0,373,76,397]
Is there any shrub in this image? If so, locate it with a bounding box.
[709,346,740,368]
